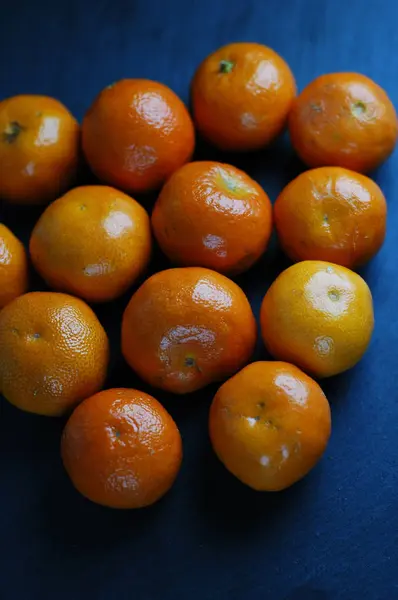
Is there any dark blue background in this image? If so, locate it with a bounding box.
[1,1,397,598]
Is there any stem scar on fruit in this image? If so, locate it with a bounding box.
[3,121,24,144]
[184,356,202,372]
[219,60,234,74]
[351,101,367,117]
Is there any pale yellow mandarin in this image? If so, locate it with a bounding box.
[260,261,374,378]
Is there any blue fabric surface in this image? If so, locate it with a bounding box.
[1,1,398,598]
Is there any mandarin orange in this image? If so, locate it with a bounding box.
[191,42,296,151]
[0,224,28,309]
[274,167,387,268]
[62,388,182,508]
[122,267,256,394]
[289,73,398,172]
[30,185,152,303]
[82,79,195,194]
[152,161,272,275]
[260,261,374,378]
[209,361,331,491]
[0,292,109,416]
[0,95,79,204]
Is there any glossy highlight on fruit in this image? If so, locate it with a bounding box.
[289,72,398,172]
[0,224,29,309]
[192,42,296,151]
[82,79,195,194]
[0,95,80,204]
[274,167,387,268]
[0,292,109,416]
[122,267,257,394]
[260,261,374,378]
[30,185,152,303]
[209,361,331,491]
[152,161,273,275]
[61,388,183,509]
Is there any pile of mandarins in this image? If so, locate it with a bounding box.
[0,42,396,508]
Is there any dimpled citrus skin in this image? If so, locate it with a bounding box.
[152,161,273,275]
[61,388,183,509]
[209,361,331,491]
[29,186,152,303]
[191,42,296,151]
[289,73,398,173]
[0,224,29,309]
[0,292,109,416]
[82,79,195,194]
[260,261,374,378]
[122,267,257,394]
[0,95,79,204]
[274,167,387,268]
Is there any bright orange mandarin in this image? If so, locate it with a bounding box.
[274,167,387,268]
[152,161,273,275]
[122,267,256,394]
[0,95,79,204]
[289,73,398,173]
[260,261,374,378]
[61,388,183,509]
[0,224,28,309]
[191,42,296,151]
[30,186,152,303]
[209,361,331,491]
[82,79,195,194]
[0,292,109,416]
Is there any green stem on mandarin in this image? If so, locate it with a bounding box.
[3,121,23,144]
[219,60,234,74]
